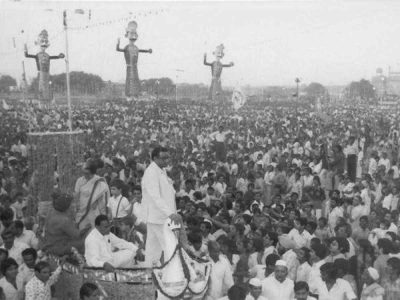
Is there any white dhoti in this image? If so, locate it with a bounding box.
[108,249,136,268]
[145,223,166,267]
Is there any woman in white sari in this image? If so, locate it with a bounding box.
[74,159,110,234]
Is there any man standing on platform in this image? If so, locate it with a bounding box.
[142,147,176,266]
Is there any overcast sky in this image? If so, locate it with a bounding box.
[1,0,400,87]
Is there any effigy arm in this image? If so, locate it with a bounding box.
[24,44,36,58]
[203,53,212,66]
[116,38,124,52]
[222,62,234,67]
[50,53,65,59]
[139,48,152,53]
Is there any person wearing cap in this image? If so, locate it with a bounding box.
[245,278,267,300]
[200,219,216,247]
[260,260,294,300]
[360,267,384,300]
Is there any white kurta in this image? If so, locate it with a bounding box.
[85,228,137,268]
[205,255,234,300]
[141,161,177,266]
[261,275,294,300]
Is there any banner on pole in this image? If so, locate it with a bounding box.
[231,87,246,110]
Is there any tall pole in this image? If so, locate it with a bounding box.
[175,69,184,105]
[295,77,300,102]
[21,61,27,102]
[63,10,72,132]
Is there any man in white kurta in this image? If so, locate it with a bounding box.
[261,260,294,300]
[205,241,234,300]
[85,215,139,270]
[141,147,177,266]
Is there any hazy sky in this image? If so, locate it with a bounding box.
[1,0,400,87]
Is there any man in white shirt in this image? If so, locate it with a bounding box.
[0,230,28,265]
[85,215,141,272]
[296,247,312,283]
[307,243,328,295]
[16,248,37,296]
[14,220,39,250]
[317,262,357,300]
[378,152,391,173]
[328,199,344,232]
[141,147,177,267]
[261,260,294,300]
[288,218,312,249]
[205,241,234,300]
[107,179,130,219]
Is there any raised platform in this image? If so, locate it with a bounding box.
[54,268,155,300]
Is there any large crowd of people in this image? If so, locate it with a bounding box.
[0,97,400,299]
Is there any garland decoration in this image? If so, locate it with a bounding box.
[152,243,212,299]
[27,131,85,216]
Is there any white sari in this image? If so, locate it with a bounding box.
[74,175,110,231]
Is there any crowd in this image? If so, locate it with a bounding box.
[0,98,400,299]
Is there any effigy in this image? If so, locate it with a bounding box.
[152,214,211,299]
[204,44,234,101]
[27,131,85,218]
[117,21,152,102]
[24,30,65,102]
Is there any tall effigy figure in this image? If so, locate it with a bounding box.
[24,30,65,102]
[117,21,152,101]
[204,44,234,101]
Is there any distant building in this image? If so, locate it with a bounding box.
[372,67,400,96]
[387,67,400,95]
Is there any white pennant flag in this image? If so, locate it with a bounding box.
[231,87,246,111]
[2,100,10,110]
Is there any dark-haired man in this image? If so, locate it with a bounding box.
[17,248,37,296]
[84,215,142,272]
[142,147,176,267]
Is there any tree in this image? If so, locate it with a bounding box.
[0,75,17,93]
[304,82,327,100]
[29,71,105,95]
[346,79,375,100]
[141,77,175,96]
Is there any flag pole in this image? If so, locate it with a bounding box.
[63,10,72,132]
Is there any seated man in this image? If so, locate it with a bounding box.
[85,215,143,272]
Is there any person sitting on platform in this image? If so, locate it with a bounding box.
[84,215,143,272]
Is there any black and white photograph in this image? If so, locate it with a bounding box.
[1,0,400,299]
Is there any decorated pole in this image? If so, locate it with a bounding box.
[63,10,72,131]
